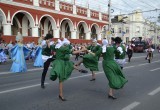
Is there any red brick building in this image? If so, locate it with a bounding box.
[0,0,108,43]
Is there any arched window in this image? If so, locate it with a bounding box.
[91,26,97,39]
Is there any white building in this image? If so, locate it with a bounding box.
[111,10,160,44]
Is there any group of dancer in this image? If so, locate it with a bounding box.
[7,32,128,101]
[40,33,128,101]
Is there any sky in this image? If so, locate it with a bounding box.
[60,0,160,23]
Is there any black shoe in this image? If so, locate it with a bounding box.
[41,84,45,89]
[79,69,88,73]
[90,78,96,81]
[59,95,67,101]
[108,95,117,100]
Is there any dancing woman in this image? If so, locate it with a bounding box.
[10,32,31,73]
[50,38,87,101]
[75,39,102,81]
[102,38,128,99]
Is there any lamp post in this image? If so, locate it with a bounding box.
[108,0,111,43]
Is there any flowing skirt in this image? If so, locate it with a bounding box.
[83,54,98,71]
[102,60,128,89]
[50,59,74,82]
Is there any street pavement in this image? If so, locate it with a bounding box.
[0,51,160,110]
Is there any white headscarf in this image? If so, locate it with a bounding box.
[117,47,123,54]
[41,40,46,47]
[92,38,97,43]
[62,38,70,46]
[49,41,54,45]
[55,39,62,49]
[102,39,108,53]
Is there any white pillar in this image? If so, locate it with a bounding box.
[73,5,77,14]
[3,23,11,35]
[55,0,60,11]
[32,26,39,37]
[71,30,77,39]
[99,12,102,20]
[97,33,102,40]
[87,9,90,18]
[86,32,91,40]
[54,28,60,38]
[33,0,39,6]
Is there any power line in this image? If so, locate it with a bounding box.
[129,0,153,9]
[112,8,160,16]
[120,0,134,9]
[139,0,157,9]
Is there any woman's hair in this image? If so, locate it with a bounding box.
[114,37,122,44]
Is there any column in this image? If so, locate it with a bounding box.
[97,33,102,40]
[55,0,60,11]
[54,28,60,38]
[73,5,77,14]
[33,0,39,6]
[86,32,91,40]
[71,30,77,39]
[87,9,90,18]
[99,12,102,20]
[32,26,39,37]
[3,23,11,35]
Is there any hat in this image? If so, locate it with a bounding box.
[44,34,53,40]
[16,32,23,41]
[114,37,122,44]
[111,37,115,41]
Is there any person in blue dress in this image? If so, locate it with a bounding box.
[33,37,44,67]
[10,32,31,73]
[0,48,7,63]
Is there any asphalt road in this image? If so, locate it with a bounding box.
[0,51,160,110]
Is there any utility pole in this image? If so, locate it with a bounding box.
[155,23,158,48]
[108,0,111,43]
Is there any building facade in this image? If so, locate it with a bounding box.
[0,0,108,43]
[111,10,160,44]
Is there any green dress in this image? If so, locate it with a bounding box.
[83,45,102,71]
[50,45,74,82]
[102,46,128,89]
[114,44,126,59]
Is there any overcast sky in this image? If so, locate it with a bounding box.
[60,0,160,23]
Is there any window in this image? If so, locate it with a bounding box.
[119,27,121,33]
[126,27,129,33]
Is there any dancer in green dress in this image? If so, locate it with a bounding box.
[114,37,126,69]
[75,39,102,81]
[102,38,128,99]
[50,38,87,101]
